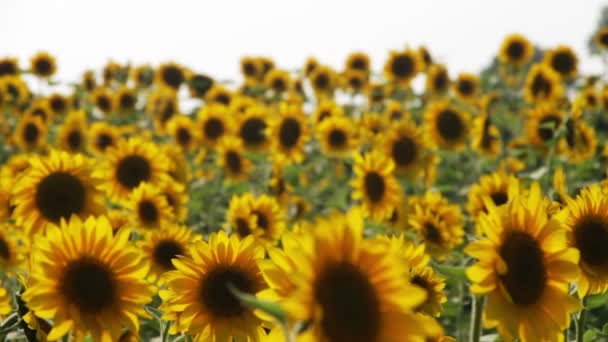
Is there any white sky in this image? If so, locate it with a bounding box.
[1,0,606,84]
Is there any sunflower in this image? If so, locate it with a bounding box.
[0,57,19,77]
[419,46,434,70]
[167,115,199,151]
[425,64,450,96]
[498,33,534,66]
[113,86,137,114]
[523,64,564,104]
[384,49,421,86]
[0,223,26,274]
[471,113,502,158]
[139,223,199,281]
[237,105,271,152]
[543,45,578,80]
[188,73,214,99]
[465,183,581,342]
[317,116,358,158]
[196,104,233,147]
[258,57,276,78]
[381,119,425,177]
[1,76,30,107]
[350,151,401,221]
[102,60,122,85]
[304,56,320,77]
[147,90,179,133]
[595,27,608,50]
[345,51,371,73]
[453,73,479,103]
[88,122,121,155]
[259,209,441,342]
[216,136,251,182]
[82,70,97,91]
[159,179,188,222]
[268,161,291,207]
[312,99,344,126]
[156,62,185,91]
[47,93,69,117]
[558,118,597,163]
[408,191,465,259]
[240,56,262,81]
[159,231,267,341]
[423,101,470,151]
[342,69,367,93]
[57,111,88,153]
[358,113,388,145]
[577,87,600,110]
[22,215,155,341]
[91,87,114,114]
[1,154,32,188]
[127,182,174,230]
[11,151,104,236]
[226,193,259,239]
[269,103,309,163]
[130,64,154,88]
[30,51,57,78]
[230,95,257,115]
[163,144,192,185]
[265,69,292,94]
[467,170,521,222]
[26,99,54,123]
[367,82,388,105]
[205,85,233,106]
[14,115,48,152]
[309,65,336,98]
[525,104,565,146]
[98,138,170,203]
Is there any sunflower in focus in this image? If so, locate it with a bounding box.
[156,62,186,91]
[88,122,120,155]
[259,209,441,342]
[465,183,580,342]
[544,45,578,80]
[453,73,479,103]
[467,170,520,222]
[127,182,174,230]
[384,48,421,86]
[350,150,401,221]
[30,51,57,78]
[317,116,358,158]
[159,232,267,341]
[425,64,450,96]
[216,136,251,182]
[237,105,270,152]
[14,115,48,152]
[471,113,502,158]
[22,215,155,342]
[498,33,534,66]
[525,104,565,147]
[424,101,470,151]
[12,151,104,236]
[98,138,170,203]
[57,110,87,153]
[139,223,199,281]
[523,64,564,103]
[167,115,199,151]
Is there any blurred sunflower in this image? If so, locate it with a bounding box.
[22,215,154,341]
[424,101,470,151]
[595,27,608,50]
[471,113,502,158]
[304,56,320,77]
[384,48,421,86]
[11,151,104,236]
[0,57,19,77]
[188,73,214,99]
[465,183,580,342]
[159,232,267,341]
[131,64,154,88]
[26,99,53,123]
[1,76,30,107]
[227,193,259,239]
[91,87,114,115]
[0,224,26,274]
[216,136,251,182]
[196,104,232,147]
[382,119,425,177]
[237,105,270,152]
[113,86,137,114]
[127,182,174,230]
[265,69,292,94]
[558,118,597,163]
[156,62,185,91]
[30,51,57,78]
[350,151,401,221]
[498,33,534,66]
[159,179,188,222]
[82,70,96,91]
[359,113,388,145]
[525,104,565,146]
[205,85,233,106]
[317,116,358,158]
[342,69,367,93]
[345,51,371,73]
[88,121,120,155]
[309,65,336,98]
[240,56,262,81]
[0,282,11,318]
[383,100,407,121]
[543,45,578,80]
[312,99,343,126]
[167,115,199,151]
[453,73,479,103]
[467,170,521,222]
[47,92,69,117]
[269,103,309,163]
[425,64,450,96]
[147,89,179,132]
[523,64,563,103]
[57,110,87,154]
[14,115,47,152]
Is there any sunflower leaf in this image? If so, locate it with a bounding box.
[433,263,468,283]
[586,292,608,309]
[228,284,288,324]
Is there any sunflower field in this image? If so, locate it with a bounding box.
[4,9,608,342]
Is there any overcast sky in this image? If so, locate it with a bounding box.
[1,0,606,84]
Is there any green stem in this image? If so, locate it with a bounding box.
[576,296,588,342]
[470,295,485,342]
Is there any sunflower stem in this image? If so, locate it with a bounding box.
[576,296,588,342]
[470,295,484,342]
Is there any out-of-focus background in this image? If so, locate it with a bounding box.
[1,0,605,82]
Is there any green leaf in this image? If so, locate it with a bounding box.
[144,305,163,320]
[584,329,598,342]
[228,284,288,324]
[586,292,608,309]
[433,263,468,283]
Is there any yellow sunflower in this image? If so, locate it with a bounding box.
[22,215,155,342]
[82,70,96,91]
[0,76,29,107]
[197,104,234,147]
[11,151,104,236]
[91,87,114,115]
[270,103,309,163]
[465,183,581,342]
[88,122,121,155]
[159,231,267,341]
[159,179,188,223]
[381,119,425,177]
[0,223,27,274]
[217,136,252,183]
[14,115,48,152]
[523,64,564,104]
[98,138,170,203]
[467,170,521,222]
[425,64,450,96]
[350,150,401,221]
[525,104,565,147]
[423,101,470,151]
[188,73,214,99]
[345,51,371,73]
[147,89,179,133]
[558,118,597,163]
[205,85,233,106]
[156,62,185,91]
[309,65,336,98]
[226,193,259,239]
[259,209,441,342]
[498,33,534,66]
[57,110,88,154]
[127,182,174,231]
[304,56,320,77]
[383,100,408,122]
[30,51,57,78]
[317,116,358,158]
[471,113,502,158]
[240,56,262,81]
[312,99,344,126]
[130,64,155,88]
[0,57,19,77]
[341,69,368,93]
[419,46,434,70]
[139,223,200,281]
[595,27,608,50]
[384,48,421,86]
[265,69,292,94]
[113,86,137,114]
[47,93,70,117]
[237,105,271,152]
[358,113,388,146]
[167,115,199,152]
[543,45,578,80]
[453,73,479,103]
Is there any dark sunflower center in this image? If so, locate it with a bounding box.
[31,108,48,121]
[225,151,242,174]
[457,79,474,96]
[97,96,111,112]
[272,78,286,92]
[35,172,85,222]
[314,73,329,89]
[67,130,83,151]
[530,73,552,98]
[537,115,561,142]
[162,66,184,89]
[600,32,608,47]
[23,123,39,144]
[391,55,415,78]
[411,275,429,290]
[253,210,269,230]
[60,258,115,314]
[350,58,367,71]
[116,155,151,189]
[551,52,575,75]
[176,127,192,146]
[279,118,301,149]
[200,266,255,318]
[204,118,224,140]
[490,191,508,206]
[95,133,114,151]
[437,109,464,141]
[153,239,184,270]
[424,222,442,243]
[0,61,17,76]
[349,76,363,89]
[235,218,252,237]
[498,231,546,306]
[50,97,66,113]
[240,118,266,147]
[314,262,381,342]
[328,129,346,148]
[138,200,159,225]
[507,41,525,60]
[587,94,597,107]
[119,93,136,110]
[214,93,231,106]
[160,101,176,123]
[364,172,385,203]
[392,136,417,167]
[390,110,403,121]
[574,216,608,266]
[0,238,10,261]
[318,110,331,123]
[433,70,448,92]
[243,62,257,77]
[34,59,52,75]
